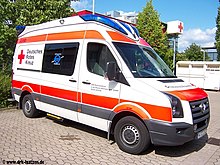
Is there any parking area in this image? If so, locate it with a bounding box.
[0,91,220,165]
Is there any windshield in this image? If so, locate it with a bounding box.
[113,42,175,78]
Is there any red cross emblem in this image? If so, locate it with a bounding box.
[178,22,183,33]
[18,50,25,64]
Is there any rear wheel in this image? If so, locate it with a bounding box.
[22,94,39,118]
[114,116,150,154]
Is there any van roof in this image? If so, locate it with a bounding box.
[17,14,140,41]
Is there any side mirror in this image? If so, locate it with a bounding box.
[106,62,117,81]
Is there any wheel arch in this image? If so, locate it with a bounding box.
[109,102,152,136]
[19,85,34,109]
[19,91,31,109]
[110,111,146,135]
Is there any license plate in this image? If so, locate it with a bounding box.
[197,129,207,139]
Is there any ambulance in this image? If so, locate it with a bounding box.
[11,13,210,154]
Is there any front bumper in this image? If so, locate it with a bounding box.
[145,120,197,146]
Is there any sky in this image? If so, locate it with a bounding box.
[71,0,219,52]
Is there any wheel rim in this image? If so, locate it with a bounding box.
[121,125,140,145]
[24,100,32,113]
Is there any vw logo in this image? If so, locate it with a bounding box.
[199,103,206,113]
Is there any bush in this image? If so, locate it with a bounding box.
[0,71,11,108]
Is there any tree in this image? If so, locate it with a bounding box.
[183,43,209,61]
[0,0,17,72]
[13,0,74,26]
[215,7,220,61]
[176,52,188,62]
[136,0,171,67]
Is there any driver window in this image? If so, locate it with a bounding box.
[87,43,116,76]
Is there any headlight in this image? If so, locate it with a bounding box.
[163,93,184,118]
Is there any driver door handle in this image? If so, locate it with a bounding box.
[69,79,77,82]
[82,81,91,85]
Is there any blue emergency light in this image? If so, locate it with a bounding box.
[16,25,26,35]
[80,14,140,39]
[80,14,128,35]
[131,25,140,37]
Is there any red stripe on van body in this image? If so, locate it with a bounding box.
[12,80,40,93]
[82,93,119,109]
[13,80,172,121]
[41,86,77,102]
[119,100,172,122]
[167,88,208,102]
[12,80,77,102]
[139,103,172,122]
[82,93,172,122]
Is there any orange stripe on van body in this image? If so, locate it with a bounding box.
[114,104,150,120]
[47,31,85,41]
[167,88,208,102]
[17,34,47,44]
[85,30,105,39]
[107,31,136,43]
[17,30,104,44]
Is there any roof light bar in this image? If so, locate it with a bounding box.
[131,25,140,37]
[80,14,128,35]
[119,21,133,34]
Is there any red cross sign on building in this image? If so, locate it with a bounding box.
[178,22,183,33]
[166,20,184,35]
[18,50,25,64]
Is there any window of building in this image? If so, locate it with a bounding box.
[87,43,117,76]
[42,43,79,76]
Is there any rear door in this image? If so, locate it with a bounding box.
[78,41,121,131]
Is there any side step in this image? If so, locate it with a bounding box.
[46,113,63,122]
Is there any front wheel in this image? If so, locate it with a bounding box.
[22,94,39,118]
[114,116,150,154]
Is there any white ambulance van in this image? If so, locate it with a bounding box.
[11,14,210,154]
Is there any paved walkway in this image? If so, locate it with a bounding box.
[0,91,219,165]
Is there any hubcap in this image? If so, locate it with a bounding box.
[122,125,140,145]
[24,100,32,113]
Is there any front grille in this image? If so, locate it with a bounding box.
[190,98,210,133]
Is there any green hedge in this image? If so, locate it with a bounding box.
[0,72,11,108]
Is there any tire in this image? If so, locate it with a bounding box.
[22,94,39,118]
[114,116,150,154]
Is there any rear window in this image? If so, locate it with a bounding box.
[42,42,79,76]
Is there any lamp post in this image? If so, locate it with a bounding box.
[171,34,178,75]
[92,0,95,14]
[201,49,206,61]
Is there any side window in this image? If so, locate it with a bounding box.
[42,42,79,76]
[87,43,116,76]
